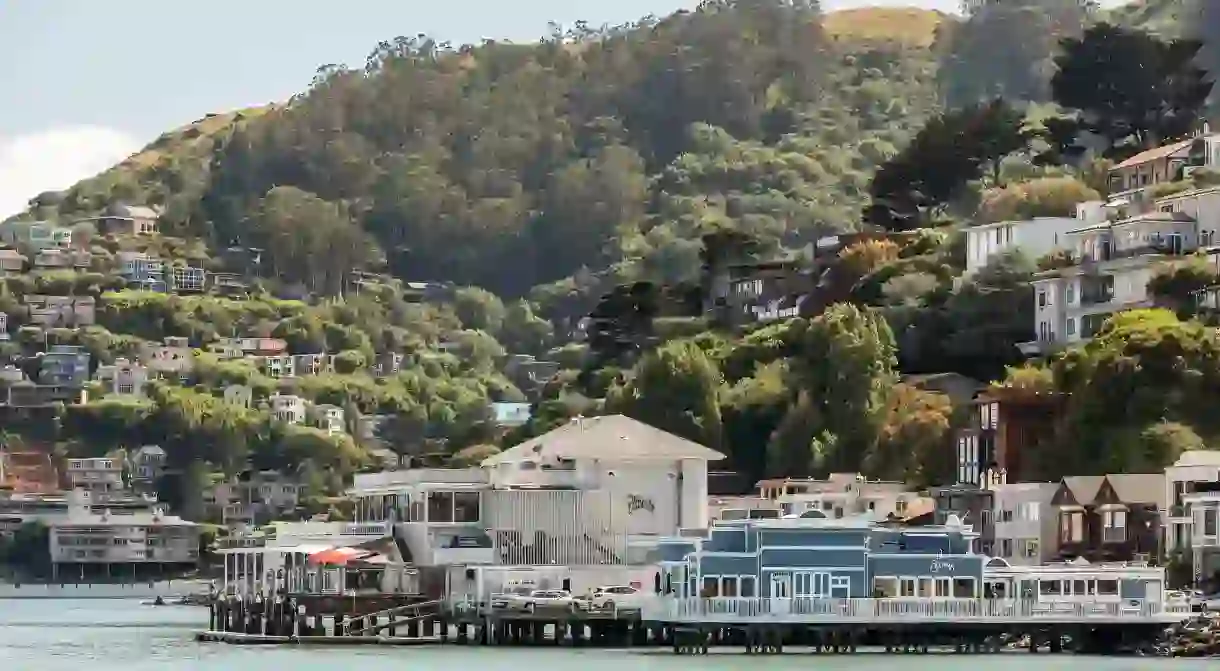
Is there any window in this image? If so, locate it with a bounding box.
[1021,539,1039,559]
[999,538,1012,557]
[720,576,739,597]
[1066,318,1075,336]
[1038,290,1047,308]
[918,577,934,596]
[701,576,719,597]
[453,492,480,523]
[1040,580,1061,596]
[900,578,916,597]
[1097,580,1119,595]
[740,576,756,597]
[1065,283,1075,304]
[1103,509,1127,528]
[953,578,976,598]
[1204,508,1218,537]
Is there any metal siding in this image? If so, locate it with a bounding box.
[700,555,759,577]
[485,489,629,566]
[706,527,747,552]
[760,548,867,570]
[758,529,868,547]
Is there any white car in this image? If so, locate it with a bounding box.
[522,589,586,612]
[589,585,647,611]
[490,584,536,611]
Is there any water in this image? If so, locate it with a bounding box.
[0,598,1213,670]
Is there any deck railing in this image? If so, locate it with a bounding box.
[645,597,1192,623]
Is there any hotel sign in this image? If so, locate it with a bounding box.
[628,495,655,514]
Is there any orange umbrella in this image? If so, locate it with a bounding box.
[307,546,376,566]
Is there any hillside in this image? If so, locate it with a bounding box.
[26,3,947,314]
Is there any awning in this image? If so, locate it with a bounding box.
[307,546,378,566]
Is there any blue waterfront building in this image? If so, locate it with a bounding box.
[658,514,984,600]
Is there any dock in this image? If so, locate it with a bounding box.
[199,594,1193,654]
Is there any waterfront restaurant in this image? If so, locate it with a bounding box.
[647,512,1184,625]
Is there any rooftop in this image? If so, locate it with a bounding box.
[1111,137,1196,171]
[482,415,725,466]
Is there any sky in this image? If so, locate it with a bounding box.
[0,0,1124,217]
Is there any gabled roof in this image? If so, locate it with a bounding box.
[1053,475,1105,506]
[1111,138,1195,171]
[482,414,725,466]
[1103,474,1165,507]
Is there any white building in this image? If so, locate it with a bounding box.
[1022,194,1220,354]
[965,209,1100,276]
[139,336,193,377]
[94,358,150,397]
[347,415,725,596]
[990,482,1058,566]
[223,384,252,408]
[49,490,198,566]
[65,457,124,495]
[129,445,166,485]
[310,403,345,435]
[756,474,927,522]
[269,394,306,424]
[1164,451,1220,559]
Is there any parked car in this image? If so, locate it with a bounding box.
[589,585,647,610]
[522,589,586,613]
[490,583,537,611]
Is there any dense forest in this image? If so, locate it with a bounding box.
[5,0,1220,501]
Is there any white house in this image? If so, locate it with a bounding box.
[269,394,306,425]
[94,358,150,397]
[990,482,1058,566]
[1022,198,1220,354]
[65,457,124,495]
[139,336,193,377]
[223,384,252,408]
[965,214,1092,276]
[310,403,345,435]
[1164,450,1220,558]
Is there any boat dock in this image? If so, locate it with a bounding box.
[198,594,1190,654]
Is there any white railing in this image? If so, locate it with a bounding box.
[644,597,1191,623]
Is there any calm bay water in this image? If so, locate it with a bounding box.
[0,598,1214,670]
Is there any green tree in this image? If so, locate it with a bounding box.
[608,339,724,450]
[1052,24,1213,155]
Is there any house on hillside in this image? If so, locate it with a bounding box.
[87,203,159,236]
[1052,474,1163,563]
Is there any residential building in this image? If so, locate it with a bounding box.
[94,358,150,397]
[169,265,206,292]
[258,353,334,379]
[65,457,124,495]
[991,482,1058,565]
[1109,132,1220,204]
[1052,474,1164,563]
[965,210,1099,276]
[1183,483,1220,588]
[24,295,95,328]
[128,445,166,487]
[209,272,249,296]
[259,354,295,378]
[756,473,927,522]
[1023,198,1220,354]
[117,252,167,291]
[0,312,7,341]
[310,404,345,435]
[929,484,995,556]
[0,248,26,273]
[204,472,302,526]
[901,372,982,408]
[371,352,406,378]
[39,345,90,386]
[4,382,87,407]
[208,337,287,358]
[89,203,159,236]
[222,384,252,408]
[0,450,59,494]
[139,336,193,377]
[489,402,531,428]
[954,389,1064,487]
[1164,450,1220,560]
[50,492,198,567]
[0,221,71,252]
[704,260,814,327]
[269,394,306,424]
[31,248,87,270]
